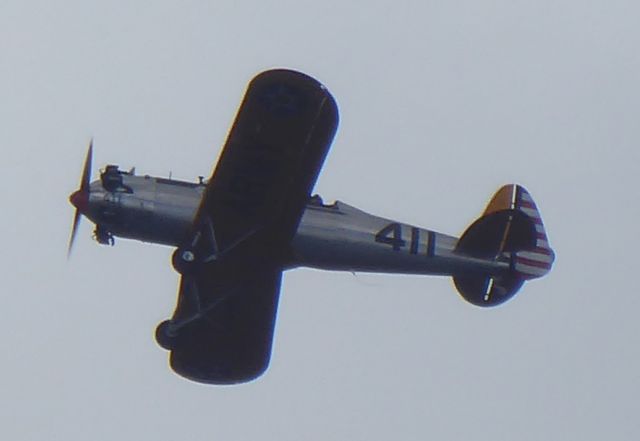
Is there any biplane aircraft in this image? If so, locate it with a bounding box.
[68,69,554,384]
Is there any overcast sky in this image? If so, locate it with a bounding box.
[2,0,639,440]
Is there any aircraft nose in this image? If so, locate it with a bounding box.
[69,190,88,212]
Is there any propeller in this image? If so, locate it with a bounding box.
[67,139,93,258]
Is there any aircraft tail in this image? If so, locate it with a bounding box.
[453,185,554,307]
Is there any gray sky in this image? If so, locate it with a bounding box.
[2,0,639,439]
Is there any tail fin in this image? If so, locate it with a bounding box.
[453,185,555,307]
[484,185,555,280]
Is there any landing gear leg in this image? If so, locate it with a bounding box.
[93,225,114,245]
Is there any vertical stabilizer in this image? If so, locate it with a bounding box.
[484,185,554,279]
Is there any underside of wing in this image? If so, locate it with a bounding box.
[164,265,283,384]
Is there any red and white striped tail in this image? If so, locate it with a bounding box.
[513,187,554,279]
[484,185,555,280]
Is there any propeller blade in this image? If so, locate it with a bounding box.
[67,208,82,258]
[80,139,93,192]
[68,139,93,259]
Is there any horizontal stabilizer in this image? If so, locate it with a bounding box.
[456,209,537,259]
[454,209,535,306]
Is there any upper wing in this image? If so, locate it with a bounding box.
[194,69,339,256]
[162,70,339,384]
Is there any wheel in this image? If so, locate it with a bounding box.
[171,248,198,275]
[155,320,178,351]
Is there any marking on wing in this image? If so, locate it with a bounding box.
[259,83,306,117]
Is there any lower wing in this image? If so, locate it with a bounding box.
[160,264,283,384]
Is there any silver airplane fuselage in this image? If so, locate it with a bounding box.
[72,170,508,277]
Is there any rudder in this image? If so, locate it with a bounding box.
[484,185,555,280]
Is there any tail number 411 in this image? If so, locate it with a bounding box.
[374,223,435,257]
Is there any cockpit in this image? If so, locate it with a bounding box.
[308,194,338,209]
[101,165,133,193]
